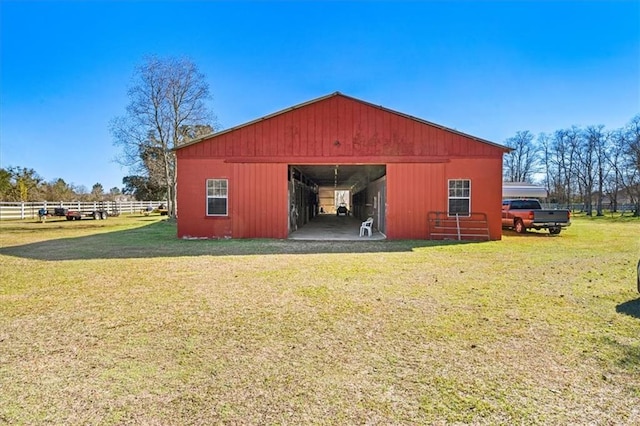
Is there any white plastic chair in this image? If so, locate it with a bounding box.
[360,217,374,237]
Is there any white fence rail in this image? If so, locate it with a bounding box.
[541,203,638,215]
[0,201,168,220]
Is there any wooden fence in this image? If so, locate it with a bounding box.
[0,201,168,220]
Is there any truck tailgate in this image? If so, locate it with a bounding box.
[533,210,569,223]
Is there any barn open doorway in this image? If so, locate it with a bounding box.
[288,164,387,239]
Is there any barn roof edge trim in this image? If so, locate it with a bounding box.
[175,92,512,152]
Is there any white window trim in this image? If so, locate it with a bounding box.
[206,178,228,216]
[447,179,471,217]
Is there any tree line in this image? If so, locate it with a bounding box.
[0,165,174,202]
[503,115,640,216]
[0,166,122,202]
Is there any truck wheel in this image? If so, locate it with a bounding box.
[66,216,73,221]
[100,211,107,220]
[549,227,561,235]
[514,219,526,234]
[93,211,101,220]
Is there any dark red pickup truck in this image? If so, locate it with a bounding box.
[502,199,571,235]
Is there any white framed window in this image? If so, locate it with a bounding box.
[448,179,470,216]
[206,179,228,216]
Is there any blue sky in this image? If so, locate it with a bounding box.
[1,0,638,191]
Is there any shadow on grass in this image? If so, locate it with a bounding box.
[501,229,563,238]
[598,334,640,371]
[0,219,481,261]
[616,298,640,320]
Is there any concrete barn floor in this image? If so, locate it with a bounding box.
[289,213,386,241]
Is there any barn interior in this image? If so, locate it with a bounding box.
[288,164,387,239]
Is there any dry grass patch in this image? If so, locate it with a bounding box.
[1,214,639,424]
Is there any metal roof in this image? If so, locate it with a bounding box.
[502,182,548,198]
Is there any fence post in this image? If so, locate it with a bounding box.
[21,202,25,219]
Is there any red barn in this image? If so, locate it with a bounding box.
[176,92,510,240]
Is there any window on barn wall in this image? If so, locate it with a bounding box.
[206,179,228,216]
[448,179,471,216]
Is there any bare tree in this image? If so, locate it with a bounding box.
[579,125,610,216]
[574,128,596,215]
[540,133,561,202]
[605,128,625,212]
[543,130,567,204]
[502,130,540,183]
[111,56,214,217]
[613,115,640,216]
[547,128,580,208]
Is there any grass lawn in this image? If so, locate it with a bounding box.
[1,214,639,425]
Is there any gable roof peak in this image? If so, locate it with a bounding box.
[175,91,510,152]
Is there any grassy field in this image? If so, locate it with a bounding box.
[1,214,639,425]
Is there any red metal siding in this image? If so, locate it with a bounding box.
[231,163,288,238]
[386,163,446,239]
[446,158,504,240]
[386,158,503,240]
[177,159,233,239]
[177,159,288,239]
